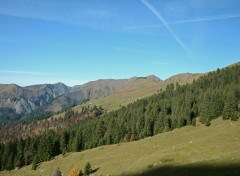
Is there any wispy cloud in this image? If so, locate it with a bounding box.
[0,1,112,30]
[124,13,240,30]
[152,61,168,65]
[0,70,48,76]
[140,0,190,55]
[171,14,240,24]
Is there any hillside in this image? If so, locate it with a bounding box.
[48,77,141,113]
[0,73,201,141]
[0,73,200,121]
[65,73,201,115]
[0,77,155,120]
[1,118,239,176]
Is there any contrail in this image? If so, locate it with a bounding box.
[124,13,240,30]
[171,14,240,24]
[140,0,190,55]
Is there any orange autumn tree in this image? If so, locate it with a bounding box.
[69,167,78,176]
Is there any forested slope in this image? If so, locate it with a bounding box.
[1,118,239,176]
[0,64,239,171]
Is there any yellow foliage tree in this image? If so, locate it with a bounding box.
[69,167,78,176]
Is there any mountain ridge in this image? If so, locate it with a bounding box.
[1,60,238,121]
[0,75,163,120]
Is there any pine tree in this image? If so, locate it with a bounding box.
[15,139,24,168]
[163,116,171,131]
[78,170,84,176]
[52,138,61,156]
[144,118,153,137]
[84,162,92,176]
[60,131,69,155]
[97,121,106,138]
[137,115,145,138]
[231,112,239,121]
[31,156,38,170]
[222,91,236,120]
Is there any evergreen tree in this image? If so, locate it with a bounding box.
[15,139,24,168]
[60,131,69,155]
[72,135,81,152]
[31,156,38,170]
[222,91,236,120]
[78,170,84,176]
[97,121,106,138]
[38,134,53,161]
[84,162,92,176]
[136,115,145,139]
[52,138,61,156]
[144,118,153,137]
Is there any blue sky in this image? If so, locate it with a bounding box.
[0,0,239,86]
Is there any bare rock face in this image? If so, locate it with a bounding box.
[0,83,72,118]
[16,98,38,114]
[1,96,39,115]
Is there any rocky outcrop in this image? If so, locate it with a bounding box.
[0,83,72,118]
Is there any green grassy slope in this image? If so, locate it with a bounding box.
[79,73,201,113]
[80,77,163,112]
[1,118,239,176]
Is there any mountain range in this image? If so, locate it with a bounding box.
[0,73,201,121]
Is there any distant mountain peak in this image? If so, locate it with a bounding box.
[54,82,66,86]
[146,75,162,82]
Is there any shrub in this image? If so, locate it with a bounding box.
[54,167,62,176]
[84,162,92,175]
[78,170,84,176]
[205,120,211,127]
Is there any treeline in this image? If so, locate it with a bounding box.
[0,65,240,171]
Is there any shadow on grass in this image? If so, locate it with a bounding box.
[124,163,240,176]
[92,167,100,173]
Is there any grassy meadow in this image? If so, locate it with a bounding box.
[1,118,239,176]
